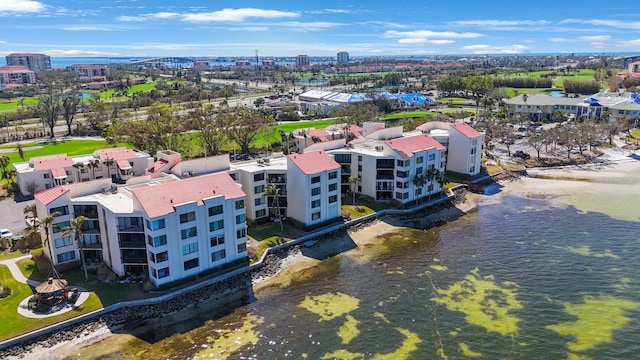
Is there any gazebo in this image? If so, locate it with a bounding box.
[35,277,69,305]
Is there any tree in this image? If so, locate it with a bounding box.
[329,102,379,126]
[62,92,81,136]
[412,173,426,205]
[0,155,10,182]
[37,70,79,137]
[88,159,100,179]
[103,157,116,180]
[24,203,38,218]
[62,216,88,281]
[264,185,283,232]
[16,143,25,161]
[72,162,85,182]
[348,176,360,208]
[222,107,275,154]
[190,105,227,156]
[527,130,546,159]
[40,212,60,272]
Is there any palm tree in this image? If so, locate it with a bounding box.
[412,173,426,205]
[88,159,100,180]
[16,143,25,161]
[264,185,283,231]
[103,157,116,181]
[0,155,10,182]
[348,176,360,209]
[40,212,60,276]
[72,162,85,182]
[62,216,88,281]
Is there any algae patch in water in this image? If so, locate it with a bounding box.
[321,328,420,360]
[432,267,522,336]
[430,264,448,271]
[338,315,360,344]
[561,245,619,259]
[546,295,640,353]
[459,342,482,357]
[300,292,360,321]
[195,315,263,359]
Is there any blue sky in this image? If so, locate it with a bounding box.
[1,0,640,58]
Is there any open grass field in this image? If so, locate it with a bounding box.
[0,98,39,114]
[0,138,127,166]
[380,111,433,120]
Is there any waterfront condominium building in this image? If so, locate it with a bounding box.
[296,54,310,68]
[447,123,485,177]
[34,171,248,288]
[337,51,349,64]
[14,148,153,196]
[67,64,110,78]
[286,150,342,226]
[6,53,51,72]
[0,65,37,85]
[326,124,447,205]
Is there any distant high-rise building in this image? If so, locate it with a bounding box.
[6,53,51,72]
[337,51,349,64]
[296,54,310,68]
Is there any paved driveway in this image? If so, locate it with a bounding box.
[0,198,35,236]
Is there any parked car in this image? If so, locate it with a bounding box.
[0,229,13,238]
[512,150,531,160]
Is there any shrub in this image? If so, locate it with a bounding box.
[0,286,12,298]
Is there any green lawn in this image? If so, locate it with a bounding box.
[380,111,434,120]
[0,98,39,114]
[0,251,27,261]
[0,139,129,167]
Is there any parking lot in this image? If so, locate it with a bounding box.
[0,198,35,236]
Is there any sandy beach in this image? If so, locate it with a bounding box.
[5,157,640,359]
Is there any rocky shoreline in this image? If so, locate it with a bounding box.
[0,192,468,359]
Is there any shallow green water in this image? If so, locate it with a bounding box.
[67,194,640,359]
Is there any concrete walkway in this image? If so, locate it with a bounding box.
[0,254,90,318]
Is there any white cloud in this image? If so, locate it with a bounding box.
[181,8,299,22]
[578,35,611,42]
[618,39,640,47]
[560,19,640,30]
[153,12,180,19]
[461,44,529,54]
[384,30,483,40]
[229,26,270,32]
[43,49,119,57]
[0,40,5,44]
[279,21,342,31]
[0,0,44,13]
[549,37,575,43]
[61,25,129,32]
[398,38,454,45]
[451,20,550,26]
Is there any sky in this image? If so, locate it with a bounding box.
[1,0,640,58]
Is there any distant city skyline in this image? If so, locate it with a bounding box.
[1,0,640,58]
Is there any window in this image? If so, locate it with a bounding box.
[147,235,167,247]
[210,236,225,247]
[311,176,320,184]
[229,173,238,180]
[416,156,424,164]
[80,168,88,174]
[236,214,246,224]
[328,171,337,179]
[54,237,73,248]
[254,173,265,182]
[146,219,165,230]
[396,159,409,167]
[311,212,321,220]
[255,197,265,206]
[334,153,351,163]
[82,234,100,246]
[237,243,247,253]
[208,205,223,216]
[328,183,337,192]
[311,199,321,208]
[236,228,246,239]
[50,206,69,216]
[255,209,267,218]
[184,258,199,271]
[416,167,423,174]
[329,195,337,203]
[181,227,197,240]
[157,251,168,263]
[56,250,76,263]
[470,166,475,173]
[311,187,320,196]
[471,148,476,155]
[235,200,245,210]
[254,185,265,193]
[44,173,50,179]
[358,155,362,161]
[428,153,435,161]
[182,242,198,255]
[212,249,226,261]
[179,211,196,224]
[148,251,156,263]
[52,221,70,233]
[158,267,170,278]
[209,220,224,232]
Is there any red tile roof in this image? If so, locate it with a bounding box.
[148,159,169,173]
[0,65,33,74]
[34,186,69,206]
[385,134,445,157]
[132,172,245,218]
[306,129,330,142]
[288,150,340,175]
[116,159,132,170]
[94,148,137,161]
[451,123,482,139]
[30,154,73,171]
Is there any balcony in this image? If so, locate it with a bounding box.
[396,171,409,179]
[268,175,286,184]
[117,224,145,233]
[376,169,394,180]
